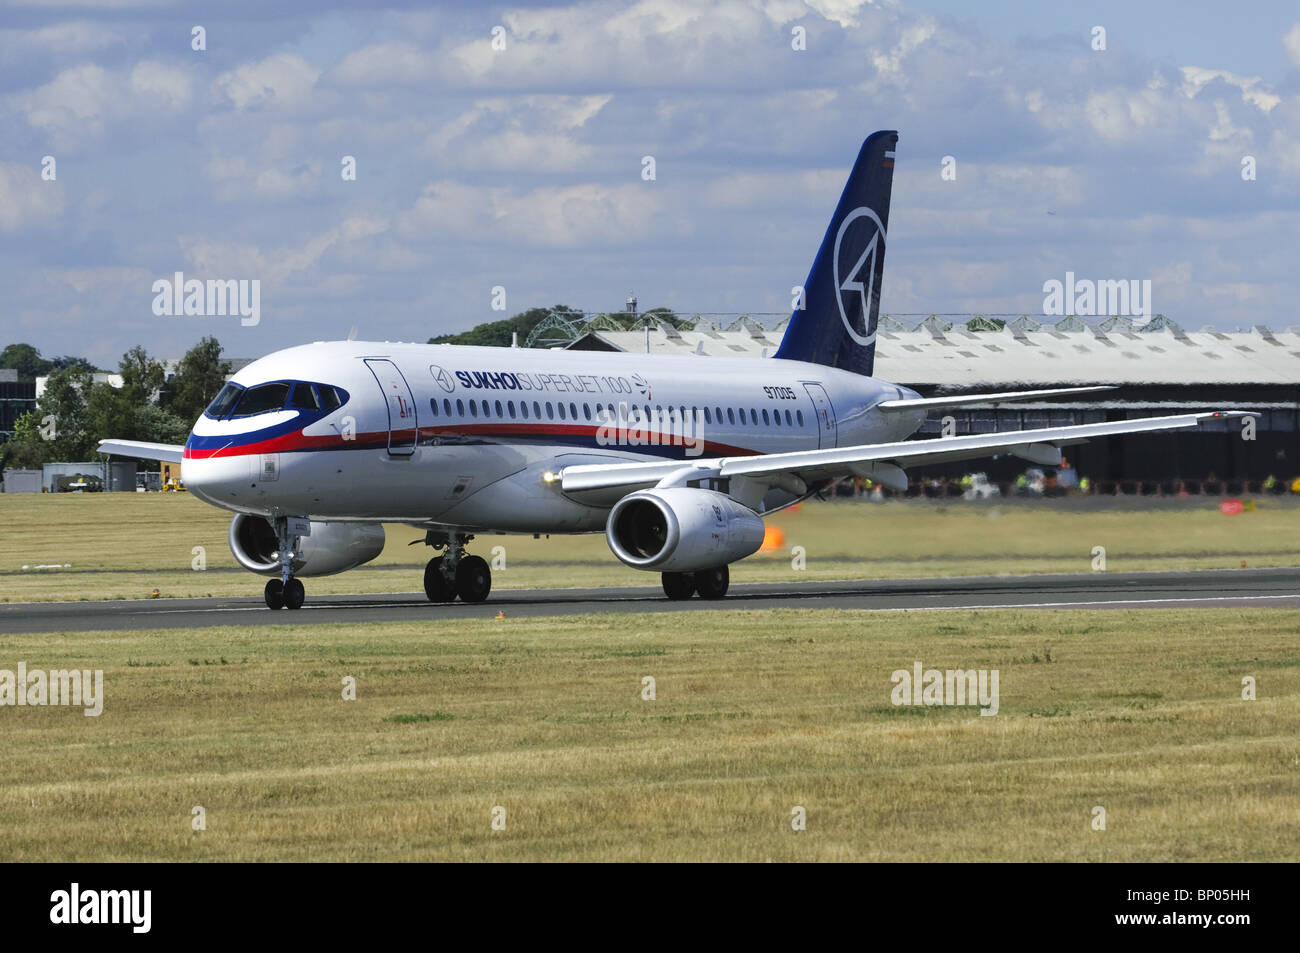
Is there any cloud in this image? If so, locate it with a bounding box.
[398,179,663,247]
[179,216,389,282]
[2,21,124,54]
[1180,67,1280,112]
[0,161,65,231]
[1284,23,1300,67]
[330,41,433,86]
[12,60,193,147]
[421,94,612,172]
[214,53,321,111]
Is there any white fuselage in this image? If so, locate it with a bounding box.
[182,341,925,533]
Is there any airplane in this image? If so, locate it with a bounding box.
[100,130,1250,610]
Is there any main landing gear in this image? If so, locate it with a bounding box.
[662,565,729,601]
[264,517,306,610]
[423,532,492,603]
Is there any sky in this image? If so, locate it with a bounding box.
[1,0,1297,366]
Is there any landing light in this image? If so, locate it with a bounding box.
[542,471,558,484]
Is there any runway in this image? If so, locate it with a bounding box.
[2,567,1299,633]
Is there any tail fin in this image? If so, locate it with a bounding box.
[774,130,897,377]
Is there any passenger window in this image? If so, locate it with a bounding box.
[785,410,792,426]
[456,399,465,416]
[583,403,591,421]
[546,403,554,419]
[533,401,541,418]
[750,409,758,425]
[569,402,577,420]
[762,409,770,425]
[727,408,735,425]
[470,401,478,418]
[429,399,439,417]
[495,400,503,417]
[797,410,804,426]
[232,382,290,418]
[443,399,451,416]
[508,401,516,417]
[522,402,530,420]
[558,403,567,420]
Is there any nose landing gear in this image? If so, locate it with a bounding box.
[422,531,492,603]
[264,516,307,610]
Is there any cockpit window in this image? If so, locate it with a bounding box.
[289,382,320,410]
[205,382,244,418]
[231,382,291,418]
[316,385,341,412]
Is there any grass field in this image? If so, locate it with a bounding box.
[3,493,1298,602]
[0,607,1296,861]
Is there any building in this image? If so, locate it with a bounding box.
[0,370,36,439]
[566,314,1299,492]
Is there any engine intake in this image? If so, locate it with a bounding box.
[228,514,385,578]
[606,487,765,572]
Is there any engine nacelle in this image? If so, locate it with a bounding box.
[228,514,385,578]
[606,487,766,572]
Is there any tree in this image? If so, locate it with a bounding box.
[4,410,51,468]
[131,403,191,444]
[48,355,99,373]
[31,366,96,460]
[429,305,584,347]
[0,343,52,381]
[118,345,165,406]
[166,336,230,423]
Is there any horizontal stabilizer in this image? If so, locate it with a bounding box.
[97,439,184,463]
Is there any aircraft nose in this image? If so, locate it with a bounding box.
[182,453,250,506]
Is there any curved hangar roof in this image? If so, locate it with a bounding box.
[565,316,1300,388]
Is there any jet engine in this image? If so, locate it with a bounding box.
[228,514,385,577]
[606,487,766,572]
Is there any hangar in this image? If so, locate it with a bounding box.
[566,313,1299,494]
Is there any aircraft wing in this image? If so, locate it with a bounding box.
[558,412,1252,496]
[97,439,185,464]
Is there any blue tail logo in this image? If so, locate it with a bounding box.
[834,207,886,347]
[775,130,897,377]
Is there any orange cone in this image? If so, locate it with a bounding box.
[759,526,785,552]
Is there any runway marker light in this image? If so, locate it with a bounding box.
[494,610,507,619]
[150,588,161,599]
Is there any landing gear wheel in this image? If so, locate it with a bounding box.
[264,578,285,610]
[284,577,305,610]
[455,555,492,603]
[424,556,457,603]
[694,565,730,600]
[662,571,696,600]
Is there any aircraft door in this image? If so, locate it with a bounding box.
[365,359,418,456]
[803,383,837,449]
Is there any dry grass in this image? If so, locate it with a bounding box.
[1,608,1296,861]
[2,493,1297,602]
